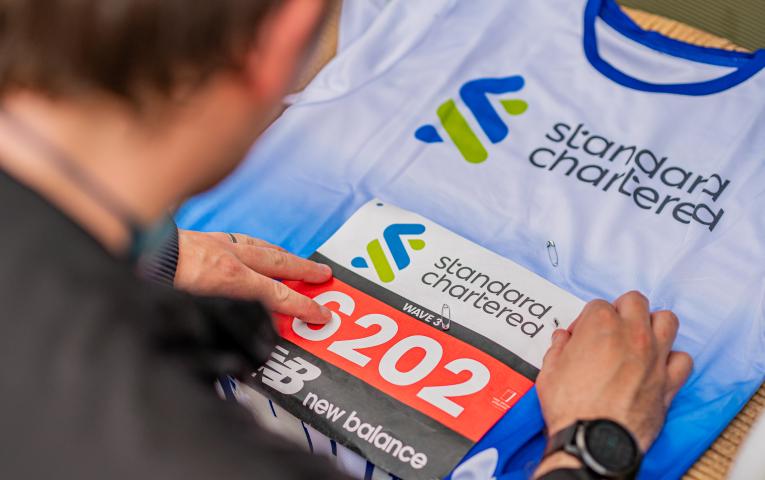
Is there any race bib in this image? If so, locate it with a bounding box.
[251,200,584,479]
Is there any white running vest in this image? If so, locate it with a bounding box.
[180,1,765,478]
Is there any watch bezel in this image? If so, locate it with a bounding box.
[569,419,641,478]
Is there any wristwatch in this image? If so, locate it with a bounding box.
[544,419,643,479]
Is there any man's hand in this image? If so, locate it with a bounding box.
[534,291,693,477]
[175,230,333,324]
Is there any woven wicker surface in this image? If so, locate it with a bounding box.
[623,7,750,51]
[620,0,765,51]
[623,7,765,479]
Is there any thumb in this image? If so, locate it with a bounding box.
[664,350,693,408]
[542,329,571,368]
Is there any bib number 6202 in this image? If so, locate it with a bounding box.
[292,291,490,418]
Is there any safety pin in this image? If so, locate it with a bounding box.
[547,241,559,268]
[439,304,451,331]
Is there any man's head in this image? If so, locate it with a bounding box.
[0,0,330,198]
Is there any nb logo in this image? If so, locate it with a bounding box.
[415,75,528,164]
[259,346,321,395]
[351,223,426,283]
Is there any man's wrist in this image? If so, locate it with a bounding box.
[539,418,643,479]
[534,452,584,479]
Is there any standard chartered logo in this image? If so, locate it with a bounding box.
[415,75,528,164]
[351,224,426,283]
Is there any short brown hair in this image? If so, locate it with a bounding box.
[0,0,280,102]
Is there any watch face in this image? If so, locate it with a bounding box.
[584,420,639,474]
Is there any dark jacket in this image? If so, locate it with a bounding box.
[0,170,345,479]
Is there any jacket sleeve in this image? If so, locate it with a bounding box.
[137,220,180,286]
[1,280,351,480]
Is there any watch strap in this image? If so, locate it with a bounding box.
[537,468,596,480]
[544,422,580,458]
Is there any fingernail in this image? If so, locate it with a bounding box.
[320,306,333,321]
[321,264,333,276]
[551,329,565,343]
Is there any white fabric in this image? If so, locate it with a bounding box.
[595,19,737,83]
[181,1,765,477]
[337,0,389,53]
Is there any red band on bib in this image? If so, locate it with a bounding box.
[276,277,534,441]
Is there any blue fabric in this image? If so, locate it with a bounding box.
[177,186,764,479]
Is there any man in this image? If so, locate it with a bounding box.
[0,1,691,480]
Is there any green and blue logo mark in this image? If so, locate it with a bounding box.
[415,75,528,164]
[351,223,426,283]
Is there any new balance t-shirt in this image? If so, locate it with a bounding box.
[178,0,765,478]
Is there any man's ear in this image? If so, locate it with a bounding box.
[244,0,328,103]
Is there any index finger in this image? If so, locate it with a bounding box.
[264,279,333,325]
[218,266,332,325]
